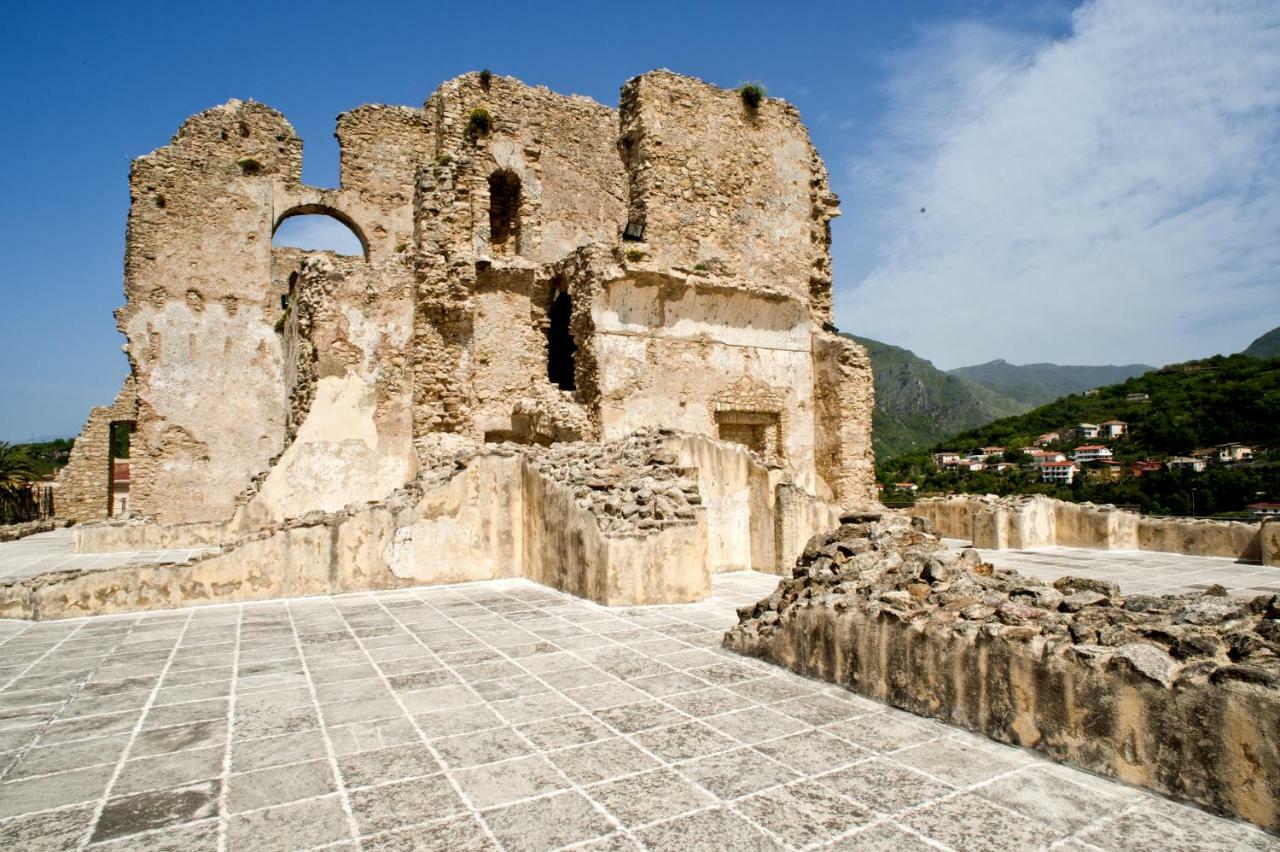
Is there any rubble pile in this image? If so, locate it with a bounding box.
[730,513,1280,688]
[524,431,701,536]
[725,513,1280,830]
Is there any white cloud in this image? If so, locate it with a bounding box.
[273,214,364,255]
[837,0,1280,369]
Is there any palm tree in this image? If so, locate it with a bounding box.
[0,442,39,524]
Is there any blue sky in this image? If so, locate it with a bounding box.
[2,0,1277,441]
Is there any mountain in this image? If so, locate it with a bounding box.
[1243,326,1280,359]
[876,353,1279,516]
[949,360,1154,409]
[842,335,1024,459]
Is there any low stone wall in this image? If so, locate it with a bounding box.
[6,431,839,620]
[1265,521,1280,568]
[725,515,1280,832]
[0,519,65,543]
[911,494,1265,562]
[73,519,236,553]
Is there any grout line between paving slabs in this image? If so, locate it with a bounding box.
[213,603,243,852]
[76,608,196,850]
[282,600,363,846]
[0,622,143,782]
[0,577,1244,848]
[331,594,506,849]
[425,584,950,849]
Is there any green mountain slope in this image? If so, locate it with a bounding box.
[877,354,1280,516]
[843,335,1024,459]
[949,359,1154,409]
[1243,326,1280,359]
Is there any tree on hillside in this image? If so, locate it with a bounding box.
[0,442,39,524]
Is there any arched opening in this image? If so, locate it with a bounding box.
[272,205,369,258]
[546,289,576,392]
[488,169,521,254]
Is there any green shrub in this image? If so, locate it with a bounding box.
[395,242,409,253]
[434,153,453,166]
[236,157,262,175]
[467,107,493,138]
[479,69,493,89]
[625,249,645,263]
[738,82,766,110]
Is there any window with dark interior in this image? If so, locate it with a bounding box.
[547,290,576,391]
[489,169,521,252]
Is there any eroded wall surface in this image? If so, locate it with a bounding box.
[58,70,877,600]
[911,495,1265,563]
[726,515,1280,832]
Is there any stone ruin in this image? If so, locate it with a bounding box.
[725,513,1280,831]
[28,70,875,616]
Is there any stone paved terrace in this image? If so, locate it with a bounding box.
[943,539,1280,598]
[0,529,218,584]
[0,572,1276,851]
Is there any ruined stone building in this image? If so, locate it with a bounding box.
[45,70,875,612]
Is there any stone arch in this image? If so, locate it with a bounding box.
[272,204,370,259]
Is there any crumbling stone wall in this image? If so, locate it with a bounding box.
[55,377,137,523]
[71,68,876,550]
[912,494,1266,562]
[617,71,840,320]
[726,514,1280,831]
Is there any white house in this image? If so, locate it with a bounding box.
[1040,461,1078,484]
[1216,443,1254,463]
[1076,423,1100,439]
[1073,445,1113,464]
[1100,420,1127,438]
[1168,456,1207,472]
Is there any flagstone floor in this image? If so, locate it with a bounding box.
[945,539,1280,597]
[0,571,1274,851]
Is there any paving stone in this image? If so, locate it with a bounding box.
[548,736,661,785]
[91,780,221,842]
[902,791,1061,851]
[678,747,800,799]
[752,729,870,776]
[113,745,225,795]
[433,726,531,768]
[593,700,686,734]
[0,801,96,850]
[736,781,871,847]
[225,794,352,850]
[702,705,808,744]
[231,729,328,772]
[482,790,614,851]
[0,762,115,818]
[633,720,739,762]
[977,766,1136,834]
[5,732,131,779]
[1077,797,1279,851]
[826,822,937,851]
[892,736,1025,787]
[516,712,612,749]
[360,813,496,851]
[348,774,465,834]
[225,758,336,813]
[633,807,781,851]
[589,768,715,826]
[817,758,954,814]
[451,754,570,809]
[337,743,441,789]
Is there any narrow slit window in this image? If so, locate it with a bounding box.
[547,290,576,392]
[489,169,522,253]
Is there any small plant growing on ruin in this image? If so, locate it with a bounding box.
[236,157,262,176]
[434,153,453,166]
[467,107,493,139]
[395,242,409,253]
[693,261,708,272]
[625,249,645,263]
[479,69,493,90]
[154,194,166,209]
[738,82,766,110]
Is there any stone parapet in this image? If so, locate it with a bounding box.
[725,515,1280,832]
[911,494,1264,562]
